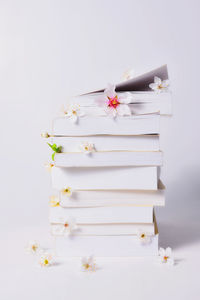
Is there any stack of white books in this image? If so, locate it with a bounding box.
[44,65,172,257]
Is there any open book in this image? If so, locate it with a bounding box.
[74,65,172,115]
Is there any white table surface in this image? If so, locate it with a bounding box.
[2,200,200,300]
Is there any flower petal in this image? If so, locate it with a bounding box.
[105,106,117,118]
[119,92,132,104]
[122,69,134,81]
[117,104,131,116]
[149,83,158,90]
[161,80,169,88]
[154,76,161,84]
[104,83,116,98]
[165,247,172,256]
[95,96,107,107]
[71,115,78,123]
[159,247,165,256]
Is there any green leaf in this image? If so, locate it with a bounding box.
[51,144,58,151]
[48,143,62,160]
[52,152,55,161]
[47,142,53,150]
[56,146,62,153]
[47,143,56,151]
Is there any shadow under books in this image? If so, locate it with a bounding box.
[156,167,200,249]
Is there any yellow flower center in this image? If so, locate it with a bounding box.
[64,223,69,227]
[44,259,49,265]
[32,245,37,251]
[84,263,90,269]
[72,110,77,115]
[64,188,71,194]
[158,84,163,89]
[141,233,146,239]
[85,146,89,151]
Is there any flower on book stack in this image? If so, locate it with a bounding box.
[61,186,73,197]
[137,230,152,245]
[79,141,96,154]
[54,217,78,235]
[62,103,85,123]
[96,83,132,118]
[44,162,54,172]
[41,131,50,138]
[49,195,60,207]
[149,76,169,93]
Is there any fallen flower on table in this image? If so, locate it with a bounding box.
[39,253,53,267]
[81,256,96,272]
[159,247,174,266]
[26,240,40,255]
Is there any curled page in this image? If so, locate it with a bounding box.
[85,65,168,94]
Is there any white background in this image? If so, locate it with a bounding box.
[1,0,200,299]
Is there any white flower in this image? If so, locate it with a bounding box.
[122,68,134,81]
[97,84,132,118]
[81,256,96,271]
[61,186,73,197]
[137,230,152,244]
[41,131,50,138]
[79,141,95,154]
[149,76,169,93]
[63,103,85,123]
[39,253,53,267]
[159,247,174,265]
[44,162,54,172]
[49,195,60,207]
[58,217,77,235]
[26,240,40,254]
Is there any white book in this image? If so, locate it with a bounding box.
[59,180,165,207]
[72,92,172,115]
[54,151,163,167]
[49,206,153,224]
[52,231,158,257]
[52,113,160,136]
[75,65,172,116]
[51,134,160,152]
[51,222,155,236]
[51,166,158,190]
